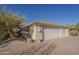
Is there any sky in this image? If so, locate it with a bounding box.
[0,4,79,25]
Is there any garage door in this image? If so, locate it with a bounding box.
[44,28,59,40]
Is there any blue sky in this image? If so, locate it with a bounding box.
[1,4,79,25]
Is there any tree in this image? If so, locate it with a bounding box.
[0,6,25,42]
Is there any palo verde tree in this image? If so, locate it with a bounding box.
[0,6,25,42]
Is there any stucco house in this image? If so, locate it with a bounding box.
[26,21,69,42]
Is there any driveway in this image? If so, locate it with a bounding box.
[50,36,79,55]
[0,36,79,55]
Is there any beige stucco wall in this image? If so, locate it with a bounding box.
[31,25,69,41]
[62,29,69,37]
[31,25,37,40]
[58,28,69,37]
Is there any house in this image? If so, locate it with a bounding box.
[26,21,69,42]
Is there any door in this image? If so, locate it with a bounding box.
[44,28,59,40]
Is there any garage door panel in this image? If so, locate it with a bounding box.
[44,29,59,40]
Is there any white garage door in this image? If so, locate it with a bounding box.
[44,28,60,40]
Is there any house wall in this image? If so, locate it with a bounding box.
[62,29,69,37]
[58,28,69,37]
[31,25,37,40]
[31,25,69,42]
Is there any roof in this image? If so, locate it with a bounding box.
[26,20,69,29]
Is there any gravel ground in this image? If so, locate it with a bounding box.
[0,36,79,55]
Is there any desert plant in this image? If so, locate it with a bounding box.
[69,30,78,36]
[0,6,25,43]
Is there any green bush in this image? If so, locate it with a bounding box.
[0,35,6,43]
[69,30,78,36]
[0,7,24,43]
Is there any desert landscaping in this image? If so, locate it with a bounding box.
[0,36,79,55]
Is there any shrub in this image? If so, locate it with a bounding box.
[0,6,24,43]
[69,30,78,36]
